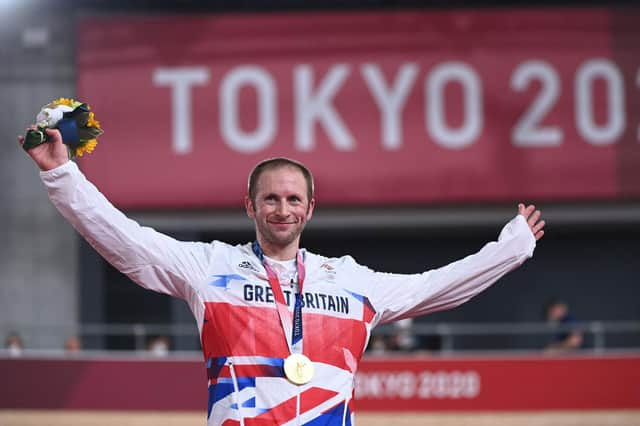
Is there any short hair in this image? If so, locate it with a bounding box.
[543,299,567,317]
[248,157,314,204]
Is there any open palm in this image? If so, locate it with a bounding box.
[518,203,545,241]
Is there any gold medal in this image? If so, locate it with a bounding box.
[283,353,314,385]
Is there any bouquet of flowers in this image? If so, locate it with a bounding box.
[22,98,103,158]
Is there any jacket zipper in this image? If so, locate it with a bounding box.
[228,361,245,426]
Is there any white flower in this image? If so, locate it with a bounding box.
[36,104,73,128]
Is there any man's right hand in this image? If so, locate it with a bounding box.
[18,127,70,171]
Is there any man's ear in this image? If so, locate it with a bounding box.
[306,198,315,221]
[245,195,256,219]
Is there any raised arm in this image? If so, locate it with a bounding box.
[19,128,212,300]
[363,205,544,324]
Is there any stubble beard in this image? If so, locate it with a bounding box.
[258,221,306,251]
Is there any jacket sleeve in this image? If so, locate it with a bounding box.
[40,161,212,300]
[360,214,536,325]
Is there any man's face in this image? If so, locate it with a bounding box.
[547,303,567,322]
[245,166,314,254]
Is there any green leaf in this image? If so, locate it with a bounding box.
[22,129,49,151]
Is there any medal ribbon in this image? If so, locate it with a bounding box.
[252,241,306,354]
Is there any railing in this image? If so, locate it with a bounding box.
[372,320,640,354]
[3,320,639,354]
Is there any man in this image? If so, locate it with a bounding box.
[20,128,545,425]
[4,332,24,358]
[544,300,583,353]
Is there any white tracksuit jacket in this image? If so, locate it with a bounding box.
[41,161,536,426]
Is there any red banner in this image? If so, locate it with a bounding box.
[1,354,639,410]
[77,9,640,208]
[356,355,640,411]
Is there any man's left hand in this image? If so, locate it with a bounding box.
[518,204,545,241]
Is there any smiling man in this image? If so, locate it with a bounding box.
[21,128,544,426]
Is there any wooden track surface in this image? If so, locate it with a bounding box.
[1,410,639,426]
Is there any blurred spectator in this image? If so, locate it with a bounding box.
[147,335,170,357]
[387,318,416,352]
[64,336,82,353]
[367,319,418,354]
[4,332,24,357]
[544,299,583,353]
[367,334,389,355]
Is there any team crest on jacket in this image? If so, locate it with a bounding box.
[321,263,337,278]
[321,263,334,271]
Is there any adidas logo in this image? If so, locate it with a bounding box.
[238,261,259,272]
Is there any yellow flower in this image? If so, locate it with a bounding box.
[48,97,82,110]
[87,111,101,129]
[37,98,102,158]
[75,139,98,157]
